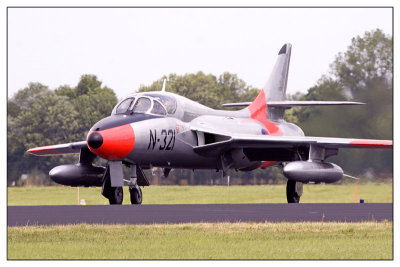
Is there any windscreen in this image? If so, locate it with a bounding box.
[151,100,167,115]
[144,93,177,114]
[115,98,135,114]
[132,97,151,114]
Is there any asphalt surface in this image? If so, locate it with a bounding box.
[7,203,392,226]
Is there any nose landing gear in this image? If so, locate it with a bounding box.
[101,167,124,205]
[109,186,124,205]
[101,162,150,205]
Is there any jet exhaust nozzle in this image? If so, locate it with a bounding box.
[283,161,343,183]
[49,164,105,187]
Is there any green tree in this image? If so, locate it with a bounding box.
[75,74,103,96]
[56,75,118,137]
[8,83,53,177]
[55,85,76,99]
[138,72,258,109]
[8,75,118,184]
[294,29,392,177]
[10,82,50,114]
[332,29,392,99]
[72,86,118,135]
[8,86,81,183]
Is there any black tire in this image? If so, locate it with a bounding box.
[130,186,142,205]
[286,180,302,203]
[109,186,123,205]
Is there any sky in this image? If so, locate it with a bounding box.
[8,7,392,100]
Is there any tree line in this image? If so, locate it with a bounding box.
[7,29,392,186]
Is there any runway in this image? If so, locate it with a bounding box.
[7,203,392,226]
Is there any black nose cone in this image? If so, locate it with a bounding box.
[87,132,103,149]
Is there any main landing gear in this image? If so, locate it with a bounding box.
[286,180,303,203]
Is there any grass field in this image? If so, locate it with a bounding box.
[7,183,392,205]
[7,222,392,259]
[8,184,393,259]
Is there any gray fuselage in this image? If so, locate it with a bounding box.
[89,91,304,171]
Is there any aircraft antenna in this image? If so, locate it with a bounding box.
[161,78,167,92]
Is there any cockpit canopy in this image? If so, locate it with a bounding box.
[112,93,177,116]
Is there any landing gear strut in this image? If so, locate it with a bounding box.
[101,169,124,205]
[286,180,303,203]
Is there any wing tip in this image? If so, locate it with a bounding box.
[349,139,393,149]
[27,141,87,156]
[26,145,56,156]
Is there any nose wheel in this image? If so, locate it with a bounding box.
[109,186,124,205]
[129,185,142,204]
[101,166,124,205]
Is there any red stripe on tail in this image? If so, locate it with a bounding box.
[248,90,283,136]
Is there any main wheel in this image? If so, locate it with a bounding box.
[109,186,123,205]
[130,186,142,205]
[286,180,303,203]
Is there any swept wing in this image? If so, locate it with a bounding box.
[192,129,392,157]
[27,141,87,156]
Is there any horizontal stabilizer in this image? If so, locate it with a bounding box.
[27,141,87,156]
[222,101,365,108]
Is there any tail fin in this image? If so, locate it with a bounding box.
[265,43,291,101]
[248,43,292,122]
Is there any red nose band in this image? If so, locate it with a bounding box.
[87,124,135,160]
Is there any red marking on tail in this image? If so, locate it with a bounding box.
[248,90,283,136]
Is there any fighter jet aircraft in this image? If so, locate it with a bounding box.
[27,44,392,204]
